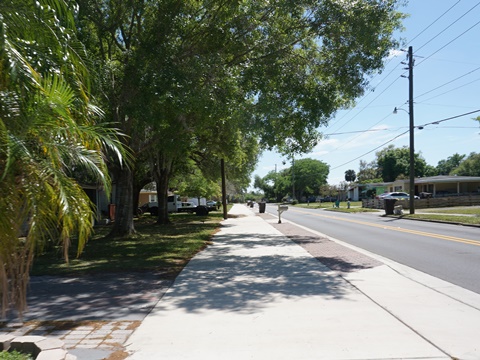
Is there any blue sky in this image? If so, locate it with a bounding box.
[249,0,480,191]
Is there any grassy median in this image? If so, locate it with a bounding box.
[293,201,379,213]
[290,202,480,225]
[402,212,480,226]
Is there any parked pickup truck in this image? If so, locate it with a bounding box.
[140,199,205,216]
[177,202,197,213]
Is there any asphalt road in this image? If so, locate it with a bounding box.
[265,204,480,294]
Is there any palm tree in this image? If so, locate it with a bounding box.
[345,169,357,183]
[0,0,124,318]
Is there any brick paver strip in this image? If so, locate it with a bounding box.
[258,213,383,272]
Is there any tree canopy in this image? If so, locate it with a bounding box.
[76,0,405,231]
[436,153,466,175]
[292,158,330,199]
[355,148,478,184]
[0,0,407,315]
[255,158,329,200]
[375,145,427,182]
[451,152,480,177]
[345,169,357,183]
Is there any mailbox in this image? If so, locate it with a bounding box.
[277,204,289,223]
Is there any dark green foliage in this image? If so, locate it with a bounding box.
[345,169,356,182]
[436,153,465,175]
[375,145,427,182]
[451,152,480,176]
[255,158,329,200]
[0,350,33,360]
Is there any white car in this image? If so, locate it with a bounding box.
[376,192,393,199]
[383,192,420,200]
[206,200,217,211]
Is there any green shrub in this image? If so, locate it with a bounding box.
[0,350,34,360]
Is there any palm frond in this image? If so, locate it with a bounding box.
[0,0,125,318]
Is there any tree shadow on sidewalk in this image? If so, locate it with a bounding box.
[152,232,358,315]
[15,273,172,322]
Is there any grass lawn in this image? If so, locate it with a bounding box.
[287,202,480,225]
[293,201,379,213]
[324,207,380,213]
[31,211,227,276]
[417,206,480,215]
[402,213,480,225]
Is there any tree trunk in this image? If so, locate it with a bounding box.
[132,185,141,216]
[156,173,170,225]
[221,159,227,220]
[109,167,136,237]
[153,153,173,225]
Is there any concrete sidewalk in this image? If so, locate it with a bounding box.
[125,204,480,359]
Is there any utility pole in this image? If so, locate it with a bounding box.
[292,155,295,201]
[221,159,227,220]
[275,164,277,202]
[408,46,415,215]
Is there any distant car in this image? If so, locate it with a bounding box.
[206,200,217,211]
[320,196,336,202]
[376,192,393,199]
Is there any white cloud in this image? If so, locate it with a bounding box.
[387,49,405,59]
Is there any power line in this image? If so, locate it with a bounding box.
[326,60,407,135]
[416,1,480,53]
[329,109,480,170]
[407,0,462,46]
[422,126,479,129]
[418,77,480,103]
[325,61,403,132]
[326,3,466,136]
[329,76,402,134]
[326,50,409,131]
[415,65,480,99]
[323,3,480,166]
[417,109,480,128]
[420,102,480,109]
[326,109,480,136]
[416,17,480,67]
[327,2,476,135]
[325,128,392,136]
[330,130,409,170]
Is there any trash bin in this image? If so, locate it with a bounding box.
[258,202,266,213]
[108,204,116,221]
[384,198,397,215]
[195,205,209,216]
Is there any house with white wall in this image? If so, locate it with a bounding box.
[348,175,480,201]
